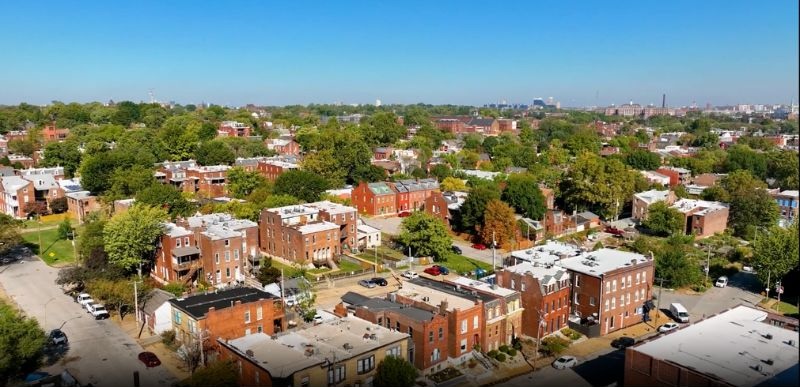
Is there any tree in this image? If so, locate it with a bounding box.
[256,258,282,285]
[0,301,47,385]
[8,139,36,156]
[301,149,347,188]
[752,222,799,289]
[440,176,467,192]
[108,165,157,200]
[226,167,267,199]
[49,197,68,214]
[655,248,700,288]
[766,150,799,190]
[136,184,193,218]
[561,152,638,220]
[351,164,387,184]
[721,170,780,239]
[724,145,767,179]
[57,219,73,240]
[24,201,48,217]
[374,356,418,387]
[459,187,500,231]
[103,205,168,272]
[42,141,82,178]
[78,152,120,195]
[480,200,516,248]
[195,140,235,166]
[641,202,684,236]
[85,278,148,320]
[177,360,238,387]
[502,173,546,220]
[429,163,452,181]
[274,170,329,203]
[397,212,452,262]
[624,150,661,171]
[0,214,23,256]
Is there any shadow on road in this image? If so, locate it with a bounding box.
[43,343,70,366]
[572,349,625,387]
[726,271,762,294]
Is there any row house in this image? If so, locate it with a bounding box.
[169,287,284,349]
[655,166,692,187]
[19,166,65,181]
[0,175,34,218]
[65,191,99,223]
[373,147,393,160]
[259,204,346,267]
[632,190,676,221]
[393,278,486,364]
[447,276,524,353]
[435,118,467,134]
[640,170,671,187]
[306,200,359,252]
[0,135,8,157]
[217,315,409,387]
[233,157,260,173]
[3,130,28,143]
[155,160,198,188]
[497,118,516,133]
[264,138,300,156]
[464,117,499,136]
[561,249,654,337]
[341,292,449,373]
[185,165,230,197]
[256,158,299,181]
[41,123,70,143]
[424,190,467,229]
[8,154,35,169]
[593,121,622,138]
[671,199,729,238]
[394,178,438,213]
[352,182,397,216]
[544,209,575,237]
[217,121,251,138]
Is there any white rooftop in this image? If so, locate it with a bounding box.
[268,205,319,219]
[296,221,339,234]
[306,200,356,215]
[19,166,64,176]
[634,189,672,204]
[510,240,583,264]
[671,198,728,215]
[222,315,409,378]
[187,213,257,240]
[65,191,93,200]
[164,223,192,238]
[449,276,516,297]
[1,175,30,191]
[503,261,569,287]
[187,165,230,173]
[357,224,380,234]
[460,169,501,180]
[633,305,799,387]
[558,248,650,277]
[394,281,475,311]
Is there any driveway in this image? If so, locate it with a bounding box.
[0,256,178,387]
[653,271,764,323]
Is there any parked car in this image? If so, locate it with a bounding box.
[370,277,388,286]
[423,266,441,276]
[431,265,449,275]
[402,270,419,279]
[742,265,754,273]
[552,355,578,369]
[605,226,625,237]
[138,351,161,367]
[358,279,376,288]
[669,302,690,323]
[313,315,324,325]
[471,243,487,250]
[451,245,462,254]
[658,322,679,333]
[76,293,94,307]
[49,329,68,345]
[715,276,728,288]
[398,211,412,218]
[86,303,110,320]
[611,337,636,349]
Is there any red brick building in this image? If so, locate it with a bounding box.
[259,203,348,266]
[447,277,524,353]
[497,119,517,133]
[670,199,729,238]
[373,147,393,160]
[464,117,499,136]
[424,191,451,226]
[41,123,70,143]
[184,165,230,198]
[0,175,35,218]
[217,121,251,138]
[352,181,397,216]
[65,191,99,223]
[544,209,574,237]
[435,118,467,134]
[256,158,298,181]
[560,249,654,337]
[264,138,300,156]
[391,178,439,213]
[656,167,692,187]
[307,200,359,252]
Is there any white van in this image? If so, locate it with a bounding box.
[670,303,690,323]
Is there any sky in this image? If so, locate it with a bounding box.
[0,1,797,107]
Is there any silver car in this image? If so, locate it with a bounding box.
[358,279,376,288]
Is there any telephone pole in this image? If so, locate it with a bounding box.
[655,277,665,326]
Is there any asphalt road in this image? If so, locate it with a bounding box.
[0,256,177,387]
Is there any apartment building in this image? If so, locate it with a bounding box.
[41,123,70,143]
[341,292,449,372]
[217,121,251,138]
[259,204,344,266]
[155,160,198,189]
[169,287,284,347]
[631,190,676,221]
[656,167,692,187]
[152,223,201,284]
[447,276,524,352]
[264,138,300,156]
[184,165,230,197]
[217,315,409,387]
[464,117,499,136]
[256,158,299,181]
[0,135,7,158]
[560,249,654,337]
[306,200,359,252]
[640,170,671,187]
[351,182,397,216]
[19,166,65,180]
[65,191,99,223]
[671,199,729,238]
[393,178,438,213]
[393,278,485,363]
[435,118,466,134]
[772,190,799,224]
[0,175,34,218]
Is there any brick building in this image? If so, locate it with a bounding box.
[435,118,466,134]
[656,167,692,187]
[184,165,230,198]
[65,191,99,223]
[632,190,676,221]
[559,249,654,337]
[264,138,300,156]
[497,118,517,133]
[447,276,524,352]
[772,189,799,224]
[256,158,298,181]
[217,121,251,138]
[373,147,393,160]
[0,175,35,218]
[464,117,499,136]
[259,204,345,266]
[544,209,574,237]
[306,200,359,252]
[392,178,438,213]
[670,199,729,238]
[169,287,284,348]
[352,182,397,216]
[341,292,449,372]
[217,315,409,387]
[424,191,468,229]
[624,306,799,387]
[155,160,198,190]
[41,123,70,143]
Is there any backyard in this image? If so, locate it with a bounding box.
[22,227,77,266]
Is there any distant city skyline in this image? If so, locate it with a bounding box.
[0,1,797,107]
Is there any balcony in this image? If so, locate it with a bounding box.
[172,246,202,270]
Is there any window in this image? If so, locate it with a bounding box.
[461,320,467,333]
[636,273,641,284]
[386,346,401,357]
[216,270,221,282]
[521,282,526,292]
[642,271,646,284]
[473,316,478,329]
[225,251,230,262]
[620,276,625,288]
[573,292,579,305]
[174,310,182,324]
[215,253,220,264]
[589,296,596,306]
[511,279,516,289]
[234,249,239,260]
[245,328,251,335]
[627,275,632,288]
[244,310,251,323]
[256,306,262,321]
[328,365,345,384]
[619,296,624,307]
[611,297,616,309]
[184,237,190,246]
[604,300,610,311]
[176,239,181,248]
[626,293,631,305]
[357,355,375,374]
[431,348,441,362]
[544,303,549,314]
[225,239,230,247]
[634,291,639,302]
[640,288,646,301]
[612,280,617,292]
[460,338,467,353]
[438,327,443,340]
[396,321,400,331]
[226,267,231,278]
[575,275,580,287]
[257,325,263,333]
[605,282,611,293]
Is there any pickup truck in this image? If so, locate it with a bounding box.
[76,293,94,307]
[86,303,109,319]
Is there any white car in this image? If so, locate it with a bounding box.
[313,315,324,325]
[715,276,728,288]
[658,322,679,333]
[86,303,109,319]
[552,355,578,369]
[402,271,419,280]
[76,293,94,307]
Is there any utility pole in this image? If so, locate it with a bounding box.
[533,309,545,369]
[766,270,771,301]
[655,277,665,326]
[705,244,711,287]
[491,231,497,271]
[776,279,782,312]
[374,246,378,275]
[133,280,142,323]
[70,228,78,264]
[37,214,43,256]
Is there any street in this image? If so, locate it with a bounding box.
[653,271,764,323]
[0,255,178,387]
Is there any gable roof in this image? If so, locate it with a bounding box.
[142,289,175,315]
[169,287,275,320]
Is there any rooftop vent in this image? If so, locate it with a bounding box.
[343,343,353,350]
[246,349,255,357]
[763,333,774,340]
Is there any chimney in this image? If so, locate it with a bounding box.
[440,299,448,312]
[631,259,637,266]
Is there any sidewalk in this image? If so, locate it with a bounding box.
[562,310,668,358]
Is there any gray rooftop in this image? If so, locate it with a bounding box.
[342,291,435,322]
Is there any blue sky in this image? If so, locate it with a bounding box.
[0,1,797,107]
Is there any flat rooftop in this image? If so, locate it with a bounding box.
[394,279,477,311]
[510,240,583,264]
[449,276,516,297]
[503,261,570,287]
[634,189,671,204]
[558,248,650,277]
[296,221,339,234]
[306,200,356,215]
[267,205,319,219]
[671,198,728,215]
[220,315,409,378]
[632,305,799,387]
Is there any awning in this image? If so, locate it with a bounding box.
[172,246,201,257]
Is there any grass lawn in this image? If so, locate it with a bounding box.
[21,213,77,230]
[22,227,76,265]
[268,258,366,280]
[439,254,491,275]
[337,259,363,273]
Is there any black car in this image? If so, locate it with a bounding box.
[611,337,636,349]
[49,329,68,345]
[370,277,388,286]
[451,246,462,254]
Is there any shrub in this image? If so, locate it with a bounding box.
[161,330,176,347]
[487,350,498,359]
[512,337,523,350]
[507,348,517,357]
[498,344,510,354]
[163,282,186,297]
[540,336,570,356]
[560,328,582,341]
[495,353,506,362]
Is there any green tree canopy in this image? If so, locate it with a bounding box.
[724,145,767,179]
[752,222,799,289]
[274,170,329,203]
[641,201,684,236]
[397,212,452,262]
[655,247,700,288]
[561,152,638,220]
[135,184,193,218]
[103,204,168,271]
[459,186,500,231]
[226,167,268,199]
[502,173,546,220]
[721,170,779,239]
[42,141,82,178]
[624,150,661,171]
[0,301,47,385]
[195,140,235,166]
[374,356,418,387]
[0,214,23,256]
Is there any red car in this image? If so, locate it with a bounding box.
[424,266,442,276]
[138,351,161,368]
[398,211,412,218]
[471,243,488,250]
[605,226,625,237]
